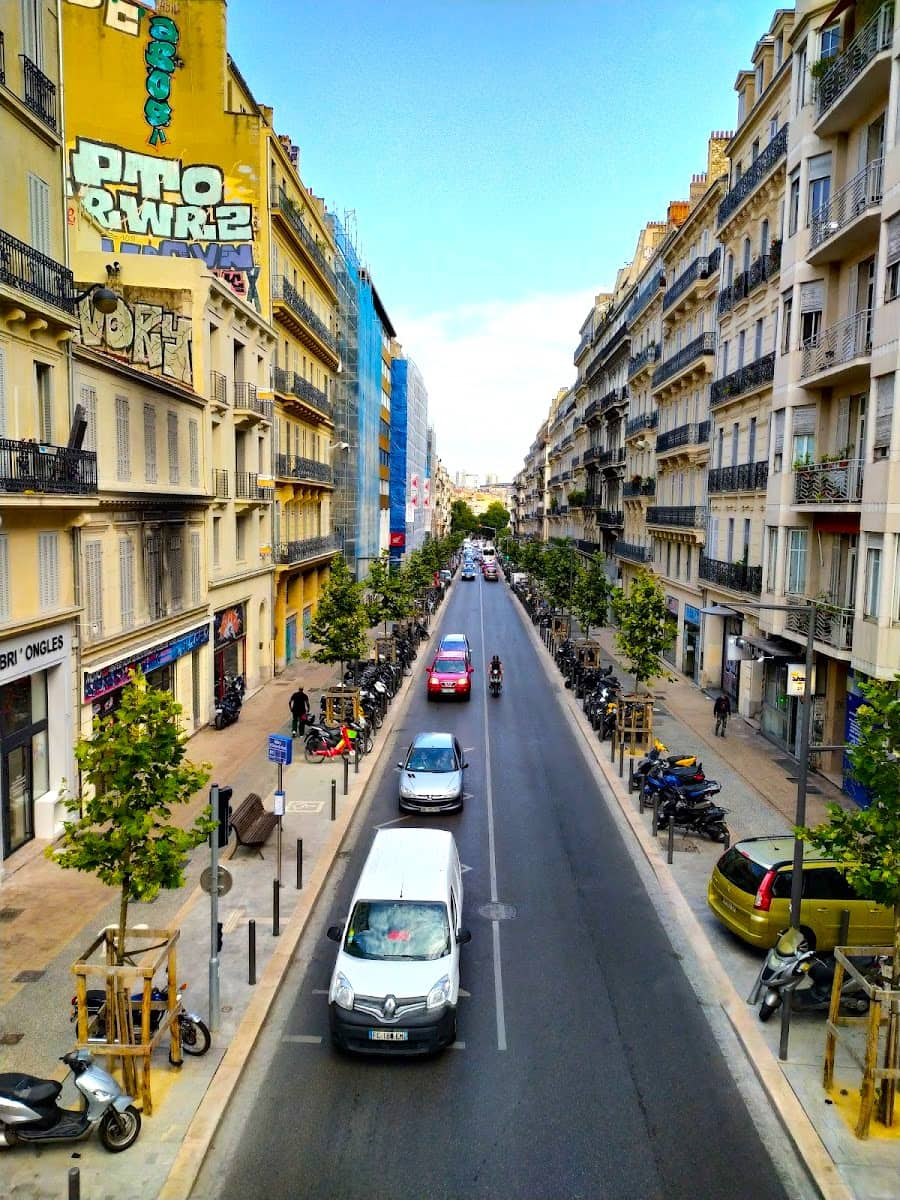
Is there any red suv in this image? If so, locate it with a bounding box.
[426,652,473,701]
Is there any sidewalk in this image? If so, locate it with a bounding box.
[0,616,439,1200]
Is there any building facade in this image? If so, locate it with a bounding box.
[389,351,429,565]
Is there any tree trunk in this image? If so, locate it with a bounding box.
[881,905,900,1124]
[116,877,130,966]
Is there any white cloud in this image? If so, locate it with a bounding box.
[394,289,597,482]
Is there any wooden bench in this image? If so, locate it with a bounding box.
[230,792,278,857]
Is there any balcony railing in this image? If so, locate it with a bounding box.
[596,447,626,468]
[646,505,706,529]
[235,471,272,501]
[793,458,863,504]
[810,159,883,254]
[22,54,57,130]
[663,248,720,311]
[0,438,97,495]
[707,460,768,493]
[718,244,781,315]
[625,411,658,437]
[817,3,894,121]
[582,445,602,466]
[615,541,653,563]
[276,533,339,566]
[233,381,273,421]
[272,276,338,353]
[583,398,601,423]
[593,508,624,527]
[699,555,762,595]
[209,370,228,406]
[626,269,665,324]
[212,468,230,498]
[800,309,871,380]
[785,601,854,651]
[718,124,788,227]
[271,188,337,291]
[710,351,775,406]
[272,364,333,420]
[652,332,716,388]
[0,227,74,313]
[628,342,660,379]
[574,330,592,364]
[655,421,710,454]
[623,478,656,498]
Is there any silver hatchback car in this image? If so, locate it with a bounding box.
[397,732,468,814]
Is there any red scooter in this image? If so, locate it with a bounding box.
[304,724,354,764]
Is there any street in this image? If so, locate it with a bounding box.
[193,572,812,1200]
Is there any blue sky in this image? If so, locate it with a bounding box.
[229,0,781,481]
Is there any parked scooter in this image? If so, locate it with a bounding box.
[0,1049,141,1152]
[71,982,211,1057]
[632,742,705,791]
[750,927,879,1022]
[656,787,730,844]
[213,673,244,730]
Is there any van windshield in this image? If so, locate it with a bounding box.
[344,900,451,961]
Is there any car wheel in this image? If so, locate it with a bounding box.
[464,690,472,702]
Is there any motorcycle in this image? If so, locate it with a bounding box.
[656,786,730,844]
[632,743,705,791]
[71,983,211,1058]
[750,928,881,1022]
[0,1049,141,1153]
[304,724,355,764]
[489,668,502,697]
[214,673,244,730]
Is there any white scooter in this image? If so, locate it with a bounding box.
[749,927,875,1022]
[0,1049,141,1152]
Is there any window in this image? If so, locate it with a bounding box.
[115,396,130,480]
[720,339,729,376]
[885,214,900,301]
[731,421,740,467]
[793,403,817,465]
[864,539,882,617]
[0,343,6,437]
[191,531,202,606]
[38,532,59,610]
[819,24,840,61]
[807,154,832,225]
[799,280,824,346]
[145,534,164,619]
[212,516,221,567]
[737,330,746,369]
[0,535,8,621]
[795,43,808,112]
[775,35,783,69]
[788,169,800,236]
[751,137,760,162]
[666,542,672,577]
[781,294,793,354]
[787,529,808,595]
[760,219,769,257]
[873,373,894,458]
[35,362,52,442]
[27,173,51,257]
[748,416,757,463]
[21,0,43,66]
[894,534,900,623]
[756,63,764,97]
[765,526,778,591]
[726,518,735,562]
[716,426,724,469]
[167,411,179,483]
[78,383,97,453]
[168,532,183,612]
[769,112,780,141]
[236,514,247,561]
[119,537,134,631]
[675,543,682,579]
[754,318,764,360]
[189,419,199,486]
[743,519,751,562]
[84,540,102,635]
[144,404,157,482]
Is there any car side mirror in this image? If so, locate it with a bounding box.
[468,666,474,673]
[396,762,403,769]
[326,925,343,943]
[457,929,472,945]
[462,761,469,769]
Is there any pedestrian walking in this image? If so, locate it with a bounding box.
[289,684,310,737]
[713,693,731,738]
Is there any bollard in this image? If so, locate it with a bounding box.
[652,795,659,836]
[296,839,303,890]
[273,879,280,937]
[839,908,850,945]
[609,732,616,763]
[343,754,349,796]
[638,785,645,814]
[331,779,336,821]
[69,1168,80,1200]
[355,744,360,774]
[618,740,625,778]
[667,821,675,865]
[248,919,256,984]
[628,758,635,793]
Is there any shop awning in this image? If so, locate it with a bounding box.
[742,633,794,659]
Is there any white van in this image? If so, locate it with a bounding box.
[482,543,497,563]
[326,828,470,1054]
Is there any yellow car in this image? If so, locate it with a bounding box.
[707,836,894,951]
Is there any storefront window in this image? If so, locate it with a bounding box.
[1,672,49,857]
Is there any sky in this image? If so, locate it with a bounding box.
[228,0,782,482]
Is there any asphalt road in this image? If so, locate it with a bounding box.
[193,573,803,1200]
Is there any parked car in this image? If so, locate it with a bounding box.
[707,835,895,951]
[397,731,468,813]
[439,633,472,665]
[426,651,473,701]
[439,569,452,586]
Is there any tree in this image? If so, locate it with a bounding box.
[518,539,545,577]
[48,671,212,964]
[540,540,581,610]
[450,499,478,535]
[572,557,612,638]
[480,502,510,537]
[610,569,675,692]
[365,551,412,631]
[309,554,369,676]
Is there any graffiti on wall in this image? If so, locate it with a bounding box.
[66,1,160,39]
[77,295,192,383]
[144,14,179,145]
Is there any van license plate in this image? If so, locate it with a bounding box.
[369,1029,408,1041]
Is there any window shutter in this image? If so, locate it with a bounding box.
[115,396,130,480]
[836,397,851,452]
[168,532,183,611]
[145,533,163,617]
[119,537,134,630]
[84,540,103,635]
[37,364,53,443]
[0,343,7,437]
[707,515,719,558]
[38,532,58,610]
[793,404,816,436]
[189,418,199,486]
[21,0,42,66]
[799,280,825,312]
[807,153,832,182]
[874,373,894,452]
[0,535,8,621]
[886,216,900,267]
[167,411,179,483]
[191,531,201,605]
[79,383,97,453]
[144,404,157,482]
[28,174,51,257]
[773,409,785,454]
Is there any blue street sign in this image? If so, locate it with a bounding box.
[268,734,293,765]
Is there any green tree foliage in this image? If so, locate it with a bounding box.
[572,557,612,638]
[365,551,413,630]
[309,554,369,674]
[540,540,581,610]
[48,671,212,964]
[480,502,510,536]
[518,539,545,577]
[610,569,675,691]
[402,548,433,598]
[799,674,900,964]
[450,499,478,535]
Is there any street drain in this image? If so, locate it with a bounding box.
[479,902,517,921]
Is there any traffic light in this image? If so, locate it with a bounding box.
[216,921,224,953]
[214,784,233,848]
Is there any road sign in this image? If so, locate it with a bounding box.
[200,865,233,897]
[268,733,293,764]
[274,789,285,816]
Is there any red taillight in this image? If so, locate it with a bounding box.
[753,869,778,911]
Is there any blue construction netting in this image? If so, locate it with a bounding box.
[389,358,408,569]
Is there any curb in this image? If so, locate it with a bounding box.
[514,596,853,1200]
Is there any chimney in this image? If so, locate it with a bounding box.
[708,130,733,181]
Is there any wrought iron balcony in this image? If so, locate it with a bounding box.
[816,3,894,125]
[625,411,658,438]
[574,330,592,363]
[646,505,706,529]
[271,188,337,291]
[0,227,74,313]
[800,310,871,380]
[596,447,626,470]
[626,269,665,324]
[707,460,768,493]
[615,541,652,563]
[600,386,628,413]
[623,478,656,498]
[710,351,775,406]
[0,438,97,495]
[717,125,788,228]
[583,398,601,423]
[718,245,781,315]
[699,555,762,595]
[271,365,333,420]
[209,370,228,407]
[628,342,660,380]
[785,600,854,652]
[593,508,623,527]
[809,159,883,256]
[233,381,273,421]
[22,55,57,131]
[272,276,338,354]
[793,458,863,505]
[276,533,339,566]
[582,445,602,466]
[655,421,710,455]
[663,248,720,311]
[652,332,716,388]
[212,468,230,498]
[235,471,273,501]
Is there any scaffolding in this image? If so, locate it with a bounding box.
[330,213,360,577]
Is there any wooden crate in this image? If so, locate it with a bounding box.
[615,696,654,754]
[323,686,361,724]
